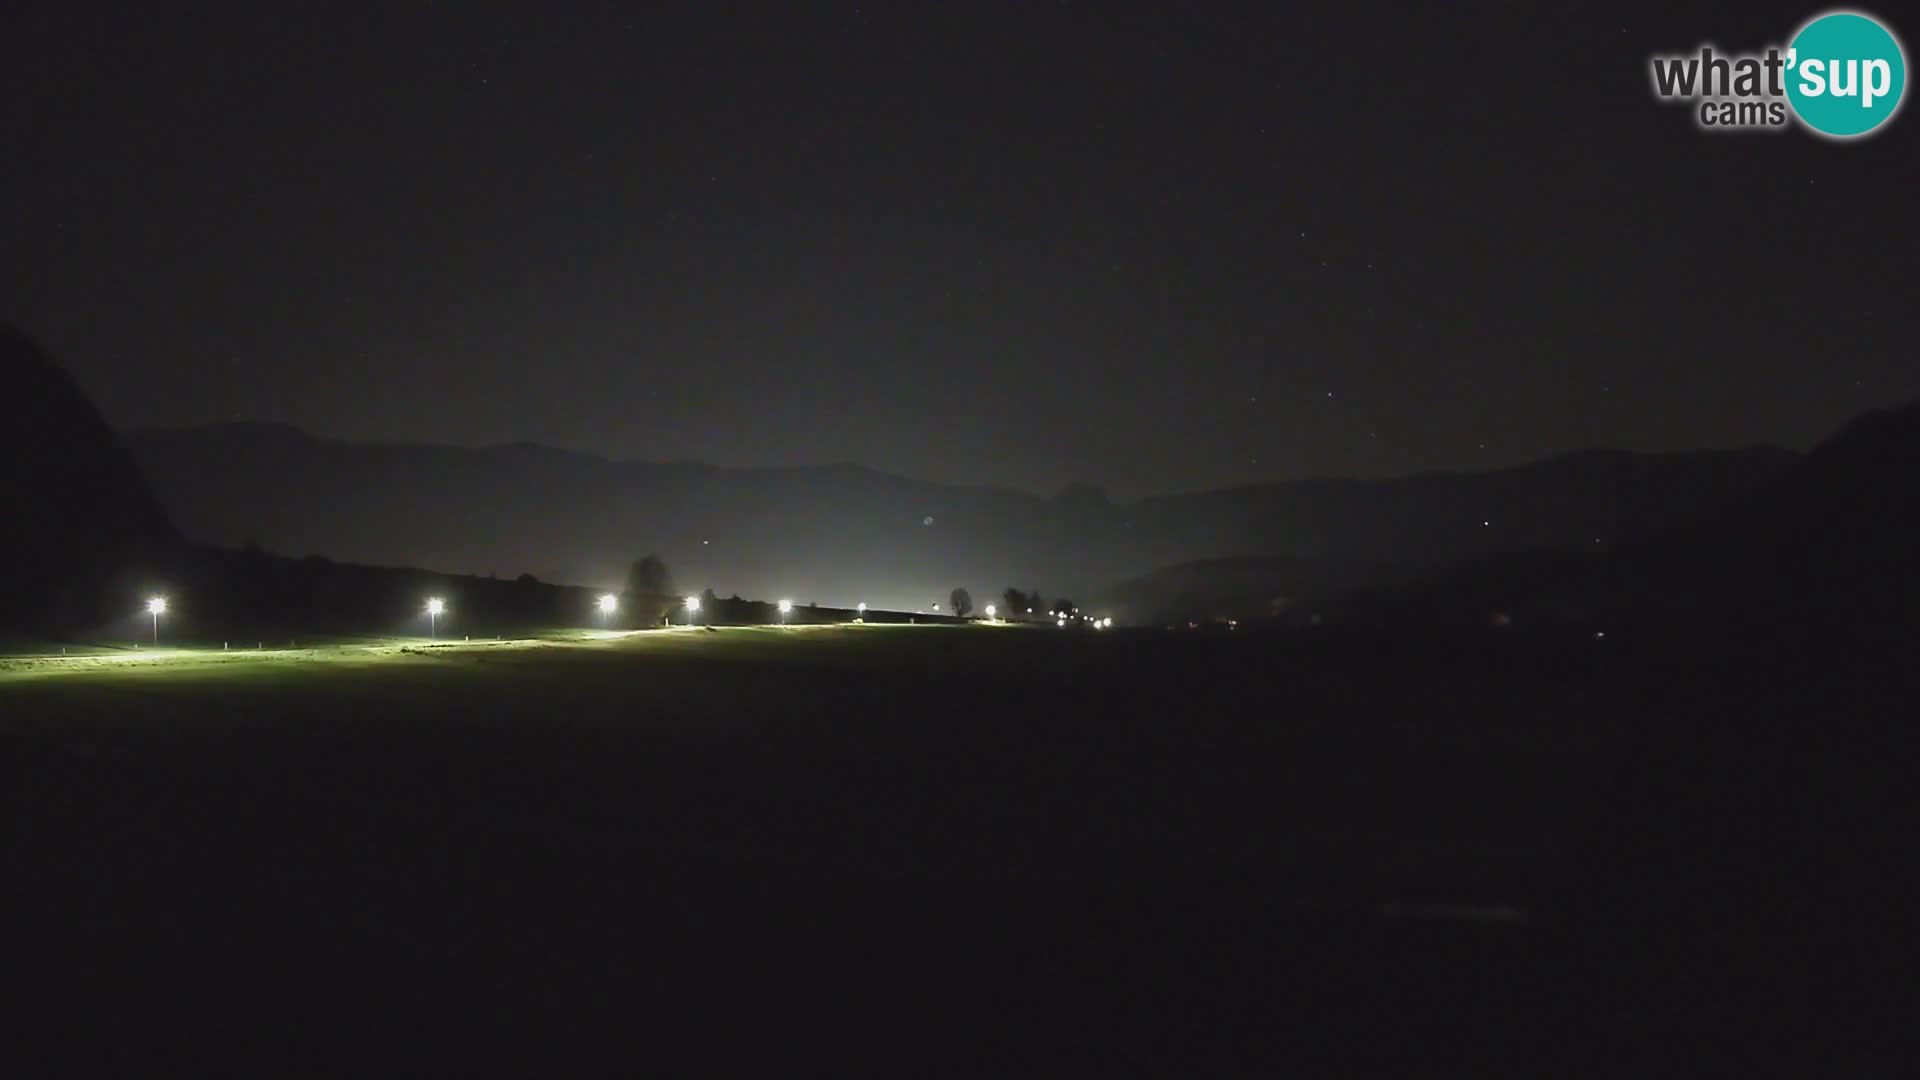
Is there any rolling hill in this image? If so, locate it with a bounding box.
[125,423,1798,612]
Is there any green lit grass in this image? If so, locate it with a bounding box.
[0,621,985,683]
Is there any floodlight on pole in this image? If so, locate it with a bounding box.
[426,597,445,639]
[597,593,617,628]
[985,604,996,621]
[778,598,792,624]
[146,596,167,643]
[685,595,700,627]
[856,601,866,623]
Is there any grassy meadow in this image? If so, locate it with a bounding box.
[1,623,1904,1074]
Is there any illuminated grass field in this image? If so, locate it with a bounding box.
[0,622,1837,1072]
[0,623,938,681]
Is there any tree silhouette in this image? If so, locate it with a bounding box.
[626,555,676,624]
[950,587,974,618]
[1003,587,1044,617]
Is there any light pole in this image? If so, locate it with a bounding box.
[856,601,866,623]
[685,595,700,627]
[985,604,996,622]
[146,596,166,644]
[777,598,792,625]
[598,593,617,628]
[426,597,445,640]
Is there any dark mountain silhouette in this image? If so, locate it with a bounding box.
[1119,400,1920,632]
[124,424,1798,611]
[0,327,179,631]
[1678,398,1920,625]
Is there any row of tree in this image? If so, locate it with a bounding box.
[946,587,1079,620]
[620,557,1069,626]
[1000,587,1075,619]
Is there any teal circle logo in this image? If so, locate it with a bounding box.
[1786,11,1907,138]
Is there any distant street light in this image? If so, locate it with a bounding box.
[426,597,445,640]
[778,598,793,624]
[856,602,866,623]
[598,593,618,627]
[985,604,996,621]
[146,596,167,644]
[685,594,700,627]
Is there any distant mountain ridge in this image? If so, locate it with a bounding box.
[1118,399,1920,628]
[125,422,1800,613]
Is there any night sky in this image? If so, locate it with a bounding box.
[4,2,1914,496]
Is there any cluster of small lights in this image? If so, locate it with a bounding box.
[128,589,1058,650]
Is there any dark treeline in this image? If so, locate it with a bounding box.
[78,545,971,646]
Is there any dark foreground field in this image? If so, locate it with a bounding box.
[2,625,1913,1075]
